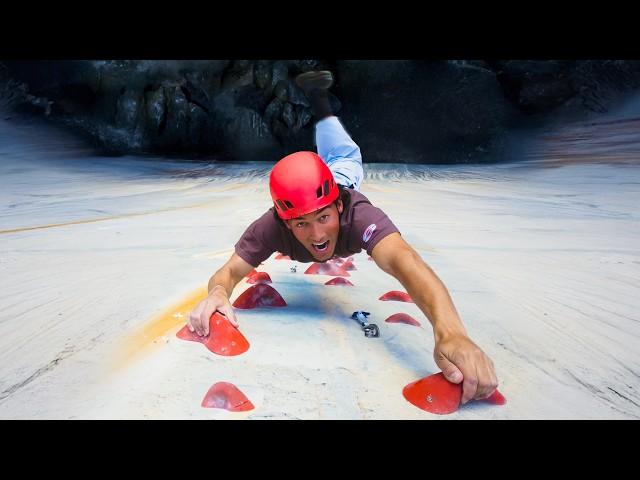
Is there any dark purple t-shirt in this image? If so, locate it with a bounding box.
[235,188,400,267]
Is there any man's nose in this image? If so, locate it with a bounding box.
[309,222,326,241]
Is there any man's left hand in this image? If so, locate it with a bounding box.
[433,333,499,404]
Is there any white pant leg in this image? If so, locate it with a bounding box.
[315,116,364,191]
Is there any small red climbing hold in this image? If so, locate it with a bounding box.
[201,382,255,411]
[324,277,354,286]
[385,312,421,327]
[341,260,357,271]
[232,284,287,309]
[304,262,350,276]
[379,290,413,303]
[246,271,272,284]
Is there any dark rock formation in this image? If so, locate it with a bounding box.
[2,59,640,163]
[334,60,515,163]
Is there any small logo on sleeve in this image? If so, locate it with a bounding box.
[363,223,377,243]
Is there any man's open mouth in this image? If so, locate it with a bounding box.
[312,240,330,253]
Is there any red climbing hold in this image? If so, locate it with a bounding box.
[483,389,507,405]
[201,382,255,411]
[275,253,291,260]
[325,277,354,286]
[379,290,414,303]
[245,269,258,278]
[385,313,421,327]
[232,283,287,309]
[341,260,357,271]
[403,372,507,414]
[304,262,350,276]
[246,271,272,284]
[176,312,250,356]
[332,256,353,263]
[403,372,462,414]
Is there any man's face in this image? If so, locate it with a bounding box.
[285,200,343,261]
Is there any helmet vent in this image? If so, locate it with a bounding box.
[316,186,323,198]
[275,199,294,211]
[323,180,330,196]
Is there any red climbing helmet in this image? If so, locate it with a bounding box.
[269,151,339,220]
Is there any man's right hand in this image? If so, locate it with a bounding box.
[188,285,239,336]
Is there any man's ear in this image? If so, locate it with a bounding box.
[337,199,344,214]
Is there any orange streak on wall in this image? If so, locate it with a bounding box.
[110,287,208,372]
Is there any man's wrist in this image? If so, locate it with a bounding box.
[433,324,467,342]
[210,284,228,296]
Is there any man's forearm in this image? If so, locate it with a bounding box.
[391,250,467,340]
[207,268,239,298]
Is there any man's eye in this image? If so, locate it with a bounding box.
[296,222,306,228]
[320,215,329,222]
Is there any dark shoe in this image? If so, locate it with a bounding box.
[295,70,333,94]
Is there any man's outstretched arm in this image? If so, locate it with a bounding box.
[188,253,255,336]
[371,233,498,403]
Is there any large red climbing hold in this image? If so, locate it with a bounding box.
[232,284,287,309]
[176,312,250,356]
[201,382,255,411]
[275,253,291,260]
[403,372,462,414]
[482,389,507,405]
[403,372,507,414]
[325,277,354,286]
[385,313,421,327]
[379,290,414,303]
[304,263,350,276]
[246,272,272,284]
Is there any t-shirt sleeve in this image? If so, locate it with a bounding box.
[234,210,281,267]
[351,203,400,255]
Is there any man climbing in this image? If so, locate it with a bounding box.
[188,70,498,404]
